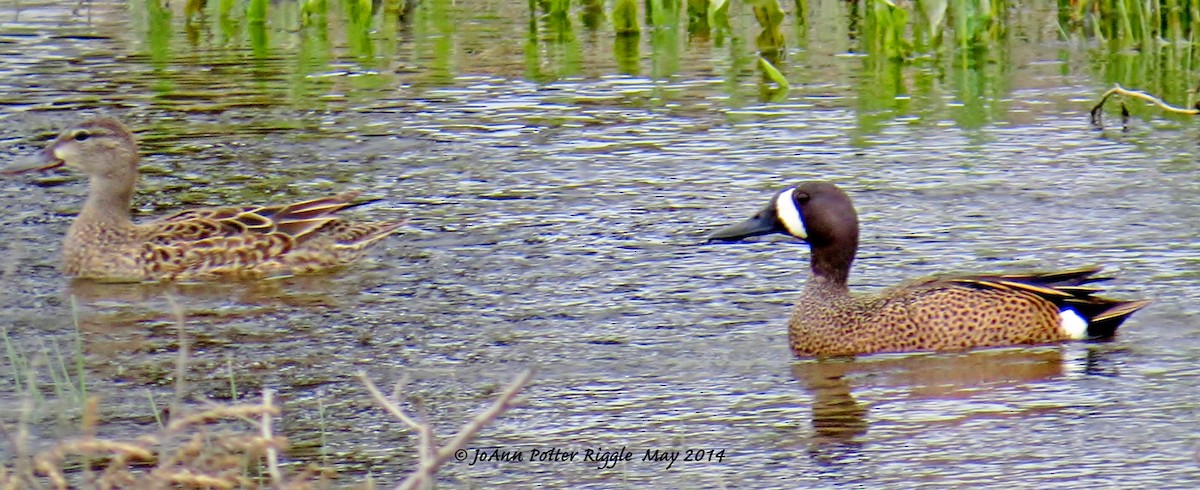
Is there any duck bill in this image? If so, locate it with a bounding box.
[2,150,63,176]
[708,202,784,242]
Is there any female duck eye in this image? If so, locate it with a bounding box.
[73,131,90,142]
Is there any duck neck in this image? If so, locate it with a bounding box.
[808,242,855,290]
[77,174,135,227]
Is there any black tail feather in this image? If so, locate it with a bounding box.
[1080,299,1153,339]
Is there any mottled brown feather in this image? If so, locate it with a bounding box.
[9,117,402,282]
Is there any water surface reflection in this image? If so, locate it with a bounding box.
[2,0,1199,487]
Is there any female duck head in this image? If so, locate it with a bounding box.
[709,181,860,285]
[3,117,139,182]
[3,117,141,223]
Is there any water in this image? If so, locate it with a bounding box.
[1,0,1199,487]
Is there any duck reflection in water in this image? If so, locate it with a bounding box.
[791,346,1123,469]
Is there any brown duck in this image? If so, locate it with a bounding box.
[710,181,1150,357]
[3,117,402,282]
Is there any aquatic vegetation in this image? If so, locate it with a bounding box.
[1067,2,1200,123]
[757,56,789,101]
[691,0,732,37]
[0,312,532,488]
[612,0,640,34]
[751,0,786,59]
[301,0,328,21]
[0,374,531,488]
[1062,0,1200,45]
[649,0,683,80]
[860,0,1007,59]
[247,0,268,24]
[118,0,1032,114]
[0,300,88,429]
[865,0,912,60]
[129,0,1200,79]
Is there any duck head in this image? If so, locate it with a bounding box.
[3,117,139,182]
[709,181,860,285]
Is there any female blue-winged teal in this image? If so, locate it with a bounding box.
[710,181,1150,358]
[3,117,402,282]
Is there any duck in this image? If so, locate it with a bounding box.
[3,117,403,282]
[709,181,1150,357]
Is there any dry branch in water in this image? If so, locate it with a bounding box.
[358,369,534,490]
[2,296,531,489]
[1090,83,1200,127]
[19,392,298,490]
[1,298,321,490]
[3,370,533,489]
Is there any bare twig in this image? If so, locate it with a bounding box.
[1091,83,1200,127]
[261,389,282,483]
[81,396,100,438]
[361,375,421,428]
[388,375,435,468]
[434,370,531,468]
[164,404,278,433]
[358,369,534,490]
[411,398,435,473]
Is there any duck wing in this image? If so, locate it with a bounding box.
[135,192,399,278]
[901,266,1150,339]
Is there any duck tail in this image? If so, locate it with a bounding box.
[1059,297,1152,340]
[1080,299,1153,339]
[957,266,1150,340]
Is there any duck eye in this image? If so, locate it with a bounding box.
[73,130,90,142]
[795,191,811,204]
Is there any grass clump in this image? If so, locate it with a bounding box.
[1,302,532,488]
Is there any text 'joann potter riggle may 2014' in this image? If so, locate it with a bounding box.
[455,446,726,470]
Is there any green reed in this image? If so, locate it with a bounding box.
[859,0,1008,60]
[649,0,682,80]
[344,0,374,59]
[247,0,267,24]
[545,0,571,18]
[1062,0,1200,45]
[0,305,89,429]
[301,0,328,21]
[613,0,640,34]
[687,0,711,34]
[1062,0,1200,122]
[865,0,911,60]
[539,0,585,80]
[751,0,785,58]
[218,0,237,18]
[581,0,604,30]
[119,0,1200,128]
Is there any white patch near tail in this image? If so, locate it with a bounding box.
[774,188,807,239]
[1060,308,1088,340]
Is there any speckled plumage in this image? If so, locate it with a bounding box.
[711,181,1150,358]
[5,117,402,282]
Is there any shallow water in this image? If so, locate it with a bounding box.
[2,0,1200,487]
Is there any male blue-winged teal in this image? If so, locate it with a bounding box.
[3,117,402,282]
[710,181,1150,358]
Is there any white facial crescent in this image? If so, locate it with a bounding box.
[775,188,807,239]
